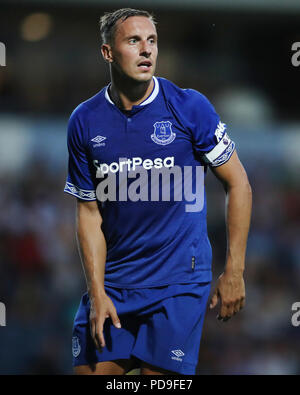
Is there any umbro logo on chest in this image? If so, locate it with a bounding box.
[91,135,106,147]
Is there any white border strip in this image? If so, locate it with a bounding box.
[205,133,232,163]
[105,84,114,105]
[64,181,96,200]
[105,76,159,107]
[140,76,159,106]
[210,141,235,167]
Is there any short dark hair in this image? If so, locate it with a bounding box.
[99,8,156,45]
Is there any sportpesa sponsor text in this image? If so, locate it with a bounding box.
[93,156,174,175]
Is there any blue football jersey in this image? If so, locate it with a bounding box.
[64,77,235,288]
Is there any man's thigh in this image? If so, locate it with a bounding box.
[74,360,177,375]
[140,361,177,375]
[74,359,135,375]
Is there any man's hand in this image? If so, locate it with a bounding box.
[89,293,121,350]
[209,271,245,322]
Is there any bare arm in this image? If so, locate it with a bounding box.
[76,200,121,348]
[209,150,252,321]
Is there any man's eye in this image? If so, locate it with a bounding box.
[129,39,137,44]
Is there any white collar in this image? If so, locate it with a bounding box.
[105,76,159,107]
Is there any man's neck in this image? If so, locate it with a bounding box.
[109,73,154,111]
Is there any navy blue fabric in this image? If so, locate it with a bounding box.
[72,282,211,375]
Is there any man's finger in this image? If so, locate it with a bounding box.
[220,300,230,319]
[94,333,103,351]
[95,320,105,349]
[217,314,230,321]
[90,320,101,350]
[109,307,122,329]
[226,302,234,317]
[209,291,218,309]
[236,297,245,312]
[90,320,96,343]
[234,299,241,314]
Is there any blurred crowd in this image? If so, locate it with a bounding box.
[0,158,84,373]
[0,4,299,122]
[199,160,300,374]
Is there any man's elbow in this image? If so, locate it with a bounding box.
[238,177,252,205]
[242,172,252,194]
[226,175,252,198]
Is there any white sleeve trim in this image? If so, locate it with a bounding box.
[64,181,96,200]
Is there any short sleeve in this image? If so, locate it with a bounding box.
[63,110,97,200]
[185,90,236,167]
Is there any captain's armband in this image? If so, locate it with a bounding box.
[202,133,235,167]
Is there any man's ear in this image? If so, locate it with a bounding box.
[101,44,113,63]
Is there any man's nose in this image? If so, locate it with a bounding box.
[140,40,151,57]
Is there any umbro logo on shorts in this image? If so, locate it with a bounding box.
[171,349,185,357]
[171,349,185,362]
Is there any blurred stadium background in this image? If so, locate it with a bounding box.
[0,0,300,374]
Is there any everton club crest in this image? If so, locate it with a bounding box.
[72,336,81,357]
[151,121,176,145]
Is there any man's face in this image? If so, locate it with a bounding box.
[107,16,158,82]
